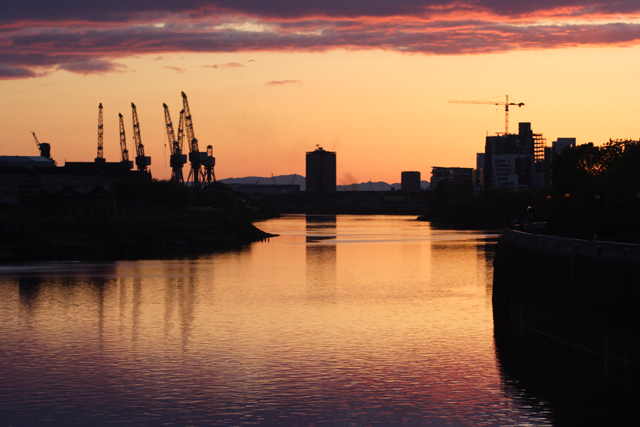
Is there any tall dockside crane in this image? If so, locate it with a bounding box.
[182,91,209,187]
[163,103,186,183]
[131,103,151,173]
[205,145,215,184]
[118,113,133,170]
[448,95,524,134]
[177,109,185,150]
[31,131,52,160]
[95,103,105,163]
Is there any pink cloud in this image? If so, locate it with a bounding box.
[1,1,640,79]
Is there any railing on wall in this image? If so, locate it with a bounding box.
[504,229,640,261]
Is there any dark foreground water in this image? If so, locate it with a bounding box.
[0,215,614,426]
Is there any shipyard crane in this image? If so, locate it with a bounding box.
[118,113,133,170]
[448,95,524,134]
[205,145,215,184]
[177,109,185,151]
[181,91,207,187]
[31,131,52,159]
[31,131,40,151]
[131,103,151,173]
[163,103,186,183]
[95,103,105,163]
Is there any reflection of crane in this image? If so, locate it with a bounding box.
[163,103,186,183]
[131,103,151,173]
[31,131,52,159]
[449,95,524,134]
[96,103,105,163]
[118,113,133,170]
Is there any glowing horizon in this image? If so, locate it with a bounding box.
[1,1,639,184]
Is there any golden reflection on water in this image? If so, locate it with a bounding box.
[0,215,555,426]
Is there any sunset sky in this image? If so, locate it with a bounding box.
[1,1,639,184]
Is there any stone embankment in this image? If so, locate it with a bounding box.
[493,229,640,377]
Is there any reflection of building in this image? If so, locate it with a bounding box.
[401,171,421,193]
[306,147,336,193]
[305,215,337,303]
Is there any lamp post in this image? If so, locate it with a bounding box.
[594,194,600,240]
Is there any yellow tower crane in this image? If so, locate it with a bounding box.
[449,95,524,134]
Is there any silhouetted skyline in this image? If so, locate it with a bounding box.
[1,2,638,184]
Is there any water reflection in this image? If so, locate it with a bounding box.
[494,316,640,427]
[306,215,337,303]
[0,216,562,426]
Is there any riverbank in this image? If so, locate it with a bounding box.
[0,208,275,261]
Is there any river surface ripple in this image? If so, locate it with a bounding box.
[0,215,556,426]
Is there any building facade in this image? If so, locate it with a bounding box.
[401,171,421,193]
[430,166,473,201]
[480,122,548,191]
[306,147,336,193]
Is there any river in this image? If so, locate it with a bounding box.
[0,215,557,426]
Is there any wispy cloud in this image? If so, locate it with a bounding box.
[164,65,187,73]
[58,58,127,74]
[204,62,245,69]
[266,80,301,86]
[1,1,640,79]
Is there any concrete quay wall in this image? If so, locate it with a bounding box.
[493,230,640,376]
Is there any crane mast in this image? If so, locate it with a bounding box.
[449,95,524,134]
[31,131,52,159]
[177,109,185,149]
[131,102,150,173]
[163,103,177,152]
[182,91,199,154]
[163,103,186,183]
[96,103,105,163]
[31,131,40,150]
[118,113,132,169]
[181,91,205,187]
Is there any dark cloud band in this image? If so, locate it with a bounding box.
[1,1,639,79]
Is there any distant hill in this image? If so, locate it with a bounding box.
[220,175,429,192]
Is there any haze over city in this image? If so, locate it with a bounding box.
[1,1,639,184]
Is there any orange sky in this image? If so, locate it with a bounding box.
[1,2,639,184]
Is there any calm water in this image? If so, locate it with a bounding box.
[0,215,555,426]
